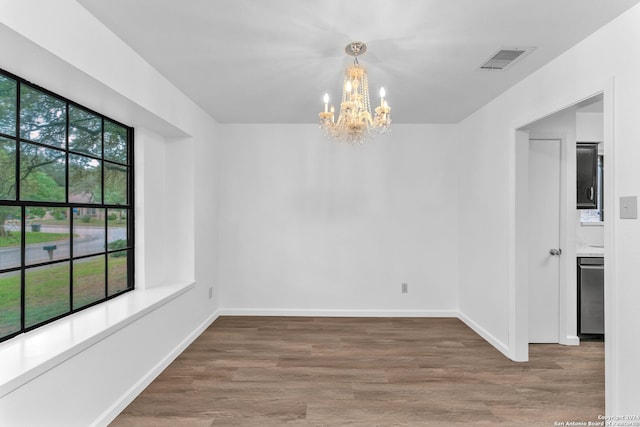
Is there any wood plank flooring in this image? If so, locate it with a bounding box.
[110,317,604,426]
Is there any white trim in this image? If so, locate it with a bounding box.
[0,281,195,399]
[509,80,615,365]
[95,309,219,427]
[219,309,513,361]
[564,335,581,346]
[218,309,517,361]
[457,312,511,359]
[602,78,616,414]
[218,308,459,318]
[580,221,604,227]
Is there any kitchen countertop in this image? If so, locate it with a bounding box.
[576,244,604,257]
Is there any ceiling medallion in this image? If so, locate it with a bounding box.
[319,42,391,144]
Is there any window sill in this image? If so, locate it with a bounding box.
[0,281,195,399]
[580,221,604,227]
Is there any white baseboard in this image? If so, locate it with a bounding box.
[94,309,219,427]
[457,312,511,359]
[563,335,581,346]
[219,310,514,359]
[218,308,459,318]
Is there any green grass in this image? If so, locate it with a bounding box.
[38,218,127,227]
[0,232,72,248]
[0,256,129,337]
[24,263,72,327]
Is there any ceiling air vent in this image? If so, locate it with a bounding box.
[477,47,535,71]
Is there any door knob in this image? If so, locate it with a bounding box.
[549,248,562,256]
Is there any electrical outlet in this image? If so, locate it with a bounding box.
[208,287,213,299]
[401,283,408,293]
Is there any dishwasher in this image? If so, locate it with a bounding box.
[578,257,604,338]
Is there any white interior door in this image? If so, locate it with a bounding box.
[528,139,561,343]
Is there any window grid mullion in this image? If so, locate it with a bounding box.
[103,119,108,299]
[66,101,74,313]
[19,206,25,332]
[14,80,21,202]
[16,82,25,333]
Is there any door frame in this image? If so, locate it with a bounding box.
[515,132,570,353]
[509,78,615,408]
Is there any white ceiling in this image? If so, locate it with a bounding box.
[77,0,639,124]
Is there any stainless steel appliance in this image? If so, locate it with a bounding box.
[578,257,604,338]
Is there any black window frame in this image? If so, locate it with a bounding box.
[0,68,135,343]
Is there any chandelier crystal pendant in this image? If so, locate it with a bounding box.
[319,42,391,144]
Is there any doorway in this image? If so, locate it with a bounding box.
[513,89,610,363]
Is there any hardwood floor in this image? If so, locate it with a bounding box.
[110,317,604,426]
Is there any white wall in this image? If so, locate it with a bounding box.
[577,111,605,142]
[217,124,459,315]
[0,1,220,425]
[458,3,640,414]
[135,128,168,289]
[195,125,222,305]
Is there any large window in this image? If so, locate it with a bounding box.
[0,69,134,342]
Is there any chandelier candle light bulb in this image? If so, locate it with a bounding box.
[318,41,391,143]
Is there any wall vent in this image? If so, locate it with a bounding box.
[477,47,535,71]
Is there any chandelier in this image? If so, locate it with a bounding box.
[319,42,391,143]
